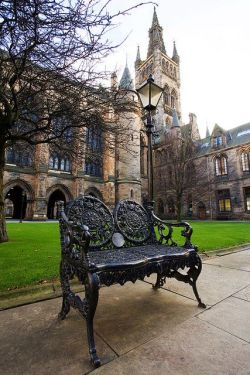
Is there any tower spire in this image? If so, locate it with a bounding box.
[119,61,133,90]
[135,45,141,68]
[172,41,180,64]
[147,6,166,58]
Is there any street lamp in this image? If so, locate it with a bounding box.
[137,74,163,207]
[19,191,25,223]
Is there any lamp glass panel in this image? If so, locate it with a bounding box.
[150,83,163,108]
[137,83,150,108]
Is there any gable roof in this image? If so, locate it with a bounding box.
[198,122,250,155]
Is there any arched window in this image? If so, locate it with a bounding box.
[164,85,170,106]
[215,155,228,176]
[6,144,34,167]
[241,152,250,171]
[170,89,177,109]
[85,158,102,177]
[6,147,16,164]
[65,158,70,172]
[60,158,65,171]
[130,189,134,199]
[49,153,71,172]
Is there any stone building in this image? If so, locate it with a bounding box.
[3,67,143,220]
[4,7,250,221]
[137,7,250,220]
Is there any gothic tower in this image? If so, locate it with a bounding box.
[115,63,142,203]
[135,7,181,131]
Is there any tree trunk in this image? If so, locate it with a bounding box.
[0,142,8,242]
[176,195,182,222]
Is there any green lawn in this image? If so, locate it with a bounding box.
[0,223,60,292]
[0,221,250,292]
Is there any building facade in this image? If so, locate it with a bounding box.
[3,72,143,220]
[4,7,250,220]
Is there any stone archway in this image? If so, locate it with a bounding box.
[85,187,103,201]
[47,190,66,219]
[4,179,35,220]
[46,184,73,219]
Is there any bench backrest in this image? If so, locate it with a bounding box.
[64,196,156,250]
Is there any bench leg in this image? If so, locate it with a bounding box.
[153,273,166,290]
[85,273,101,368]
[188,256,206,308]
[58,260,73,320]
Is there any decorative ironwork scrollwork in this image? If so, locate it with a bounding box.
[66,196,114,248]
[114,200,152,243]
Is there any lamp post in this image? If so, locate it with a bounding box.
[137,74,163,208]
[19,191,25,223]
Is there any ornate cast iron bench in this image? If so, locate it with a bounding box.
[58,196,206,367]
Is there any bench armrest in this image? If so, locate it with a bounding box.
[152,212,196,249]
[57,201,91,263]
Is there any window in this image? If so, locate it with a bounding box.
[85,125,103,177]
[164,86,170,106]
[49,153,71,172]
[170,90,177,109]
[86,126,102,152]
[241,152,250,171]
[244,187,250,211]
[6,145,33,167]
[217,189,231,212]
[85,159,102,177]
[215,156,228,176]
[214,136,223,146]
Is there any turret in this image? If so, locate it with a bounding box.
[115,63,142,203]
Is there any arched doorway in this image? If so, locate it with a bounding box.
[197,202,206,220]
[4,186,27,219]
[85,187,103,201]
[47,190,66,219]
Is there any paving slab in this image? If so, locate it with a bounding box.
[198,296,250,343]
[95,281,200,355]
[0,298,116,375]
[146,262,250,306]
[92,318,250,375]
[203,249,250,272]
[234,285,250,302]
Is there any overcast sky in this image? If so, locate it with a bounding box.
[105,0,250,138]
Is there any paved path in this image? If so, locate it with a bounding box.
[0,249,250,375]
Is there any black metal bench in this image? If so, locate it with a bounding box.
[58,196,206,367]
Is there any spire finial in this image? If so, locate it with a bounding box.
[135,45,141,67]
[172,41,180,64]
[152,6,159,27]
[147,6,166,58]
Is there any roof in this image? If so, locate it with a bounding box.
[198,122,250,155]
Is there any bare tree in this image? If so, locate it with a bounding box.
[0,0,149,242]
[154,127,198,222]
